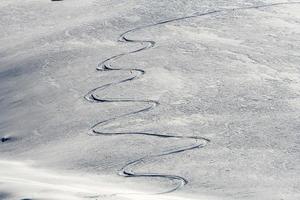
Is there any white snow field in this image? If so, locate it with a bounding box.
[0,0,300,200]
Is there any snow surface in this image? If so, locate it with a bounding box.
[1,0,300,199]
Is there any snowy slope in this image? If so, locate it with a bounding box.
[1,0,300,199]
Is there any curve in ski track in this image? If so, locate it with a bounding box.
[82,1,300,197]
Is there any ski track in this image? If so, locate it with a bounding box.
[80,1,299,198]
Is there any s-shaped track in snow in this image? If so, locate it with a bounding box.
[83,2,300,197]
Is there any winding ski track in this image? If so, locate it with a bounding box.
[82,1,300,197]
